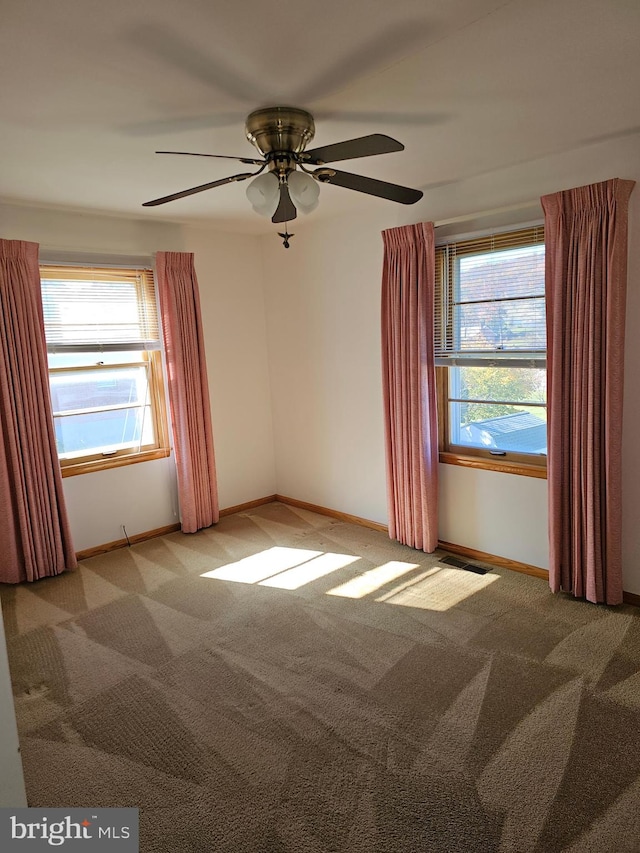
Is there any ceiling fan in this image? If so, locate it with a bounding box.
[142,106,423,223]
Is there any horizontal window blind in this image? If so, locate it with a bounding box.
[40,266,160,353]
[435,227,545,365]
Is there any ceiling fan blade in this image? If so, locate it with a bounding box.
[313,110,449,127]
[302,134,404,165]
[315,169,423,205]
[290,20,433,104]
[156,150,264,165]
[130,24,268,104]
[121,112,246,137]
[142,173,255,207]
[272,184,297,224]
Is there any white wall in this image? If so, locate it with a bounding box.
[260,132,640,594]
[262,215,390,523]
[438,466,549,569]
[0,203,276,550]
[184,227,276,508]
[60,458,178,552]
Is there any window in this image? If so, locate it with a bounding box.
[434,227,546,476]
[40,265,170,477]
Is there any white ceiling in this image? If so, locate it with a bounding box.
[1,0,639,233]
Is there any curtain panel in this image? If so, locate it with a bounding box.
[542,178,635,604]
[381,222,438,552]
[155,252,219,533]
[0,239,76,582]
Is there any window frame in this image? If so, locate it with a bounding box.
[434,227,547,479]
[40,264,170,478]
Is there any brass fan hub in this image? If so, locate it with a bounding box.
[245,107,315,156]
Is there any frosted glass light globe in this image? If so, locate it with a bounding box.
[246,172,280,217]
[288,170,320,214]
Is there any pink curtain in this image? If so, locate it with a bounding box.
[0,239,77,582]
[542,178,635,604]
[381,222,438,552]
[155,252,219,533]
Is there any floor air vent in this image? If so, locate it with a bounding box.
[439,555,491,575]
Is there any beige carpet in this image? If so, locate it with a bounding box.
[2,501,640,852]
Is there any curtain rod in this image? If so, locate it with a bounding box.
[434,200,541,228]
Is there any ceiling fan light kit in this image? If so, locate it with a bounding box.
[286,170,320,214]
[143,105,423,244]
[245,171,280,217]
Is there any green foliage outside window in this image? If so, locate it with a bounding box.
[456,366,546,423]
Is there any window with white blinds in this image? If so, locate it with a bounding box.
[434,227,547,470]
[40,265,169,476]
[434,227,545,367]
[41,266,160,353]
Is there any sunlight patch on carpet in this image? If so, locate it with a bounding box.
[259,552,361,590]
[200,547,499,611]
[378,565,499,611]
[200,546,323,584]
[326,561,420,599]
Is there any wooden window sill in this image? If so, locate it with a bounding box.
[60,447,171,478]
[439,451,547,479]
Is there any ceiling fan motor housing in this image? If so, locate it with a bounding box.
[245,107,315,157]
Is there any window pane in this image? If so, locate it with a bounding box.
[54,406,154,458]
[458,245,545,301]
[450,402,547,455]
[50,366,149,414]
[455,297,546,351]
[451,366,546,405]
